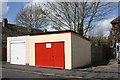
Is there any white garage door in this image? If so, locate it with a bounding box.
[10,41,26,65]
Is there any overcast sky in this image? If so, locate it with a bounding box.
[0,0,119,37]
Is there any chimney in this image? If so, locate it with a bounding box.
[43,29,47,32]
[2,18,8,27]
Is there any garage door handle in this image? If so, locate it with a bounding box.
[52,54,54,56]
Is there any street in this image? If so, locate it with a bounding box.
[2,68,88,79]
[2,68,61,78]
[1,59,120,79]
[2,67,119,79]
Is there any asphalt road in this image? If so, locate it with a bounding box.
[1,68,83,80]
[2,68,60,78]
[1,60,119,79]
[2,67,119,79]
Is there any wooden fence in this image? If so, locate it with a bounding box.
[91,46,113,65]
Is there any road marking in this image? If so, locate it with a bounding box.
[63,75,83,78]
[42,73,55,76]
[31,72,43,75]
[55,74,83,78]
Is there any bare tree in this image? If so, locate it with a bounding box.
[16,3,49,31]
[43,2,116,35]
[16,2,116,35]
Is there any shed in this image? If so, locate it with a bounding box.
[7,35,30,65]
[7,30,91,69]
[29,30,91,69]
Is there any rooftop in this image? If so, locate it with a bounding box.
[110,16,120,24]
[29,30,91,41]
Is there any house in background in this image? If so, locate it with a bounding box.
[1,18,43,61]
[110,16,120,58]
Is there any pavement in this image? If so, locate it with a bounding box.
[1,59,120,79]
[90,59,119,73]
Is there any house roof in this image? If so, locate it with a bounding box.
[30,30,91,41]
[1,22,43,41]
[1,19,90,42]
[110,16,120,24]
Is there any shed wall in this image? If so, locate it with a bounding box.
[7,36,30,64]
[71,33,91,69]
[29,33,72,69]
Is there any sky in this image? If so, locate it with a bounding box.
[3,2,28,24]
[0,1,119,37]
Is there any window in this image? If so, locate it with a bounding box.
[117,46,119,52]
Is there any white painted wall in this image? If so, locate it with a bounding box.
[7,36,30,64]
[29,33,72,69]
[71,33,91,69]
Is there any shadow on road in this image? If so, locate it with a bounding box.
[75,59,113,70]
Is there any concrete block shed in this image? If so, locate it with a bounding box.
[7,35,30,65]
[7,30,91,69]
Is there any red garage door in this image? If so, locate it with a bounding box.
[35,41,64,69]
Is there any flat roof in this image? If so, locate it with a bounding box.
[30,30,91,41]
